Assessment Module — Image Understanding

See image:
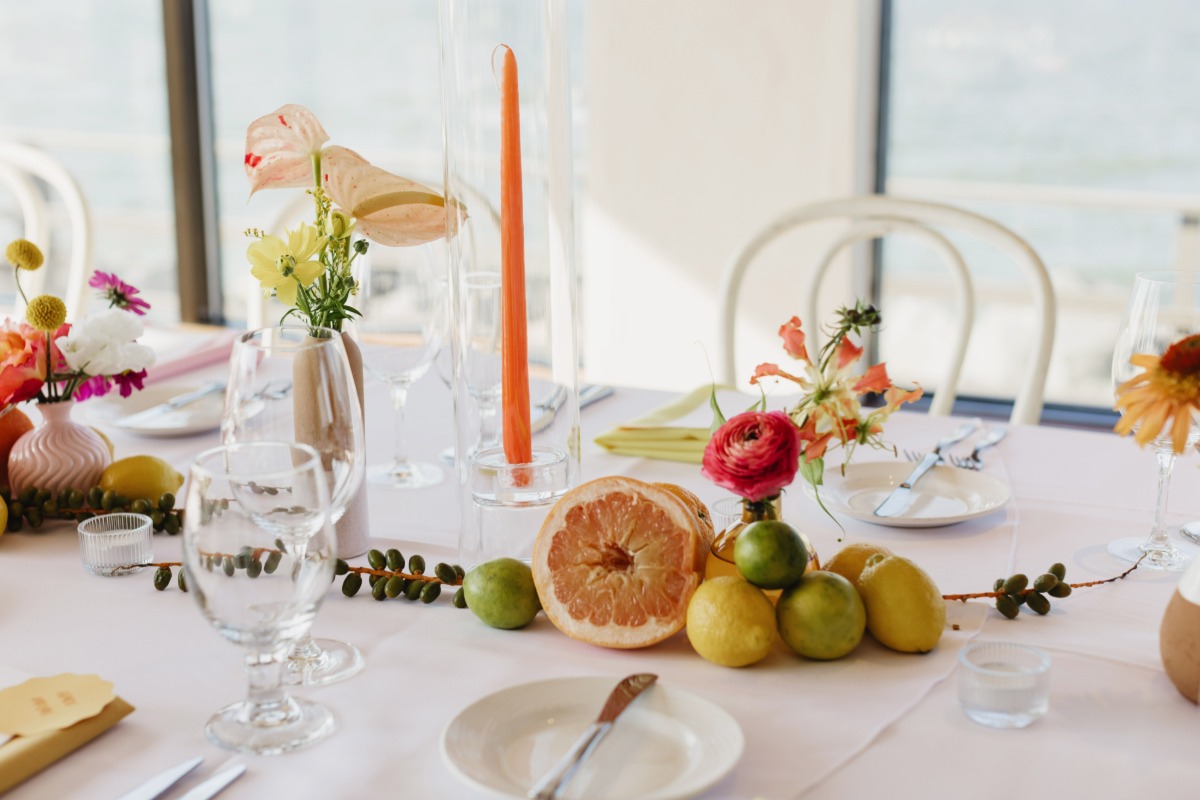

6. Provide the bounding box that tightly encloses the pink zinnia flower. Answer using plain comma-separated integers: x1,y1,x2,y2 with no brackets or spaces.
90,271,151,315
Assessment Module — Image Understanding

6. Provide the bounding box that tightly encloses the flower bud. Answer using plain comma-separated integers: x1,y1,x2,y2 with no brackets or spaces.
25,294,67,332
330,211,355,240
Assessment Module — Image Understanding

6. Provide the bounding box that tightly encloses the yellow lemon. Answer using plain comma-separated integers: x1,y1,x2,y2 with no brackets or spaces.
824,542,895,592
858,553,945,654
99,455,184,501
0,499,8,540
686,576,776,667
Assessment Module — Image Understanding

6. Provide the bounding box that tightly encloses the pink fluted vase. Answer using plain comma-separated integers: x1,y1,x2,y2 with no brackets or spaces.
8,401,111,494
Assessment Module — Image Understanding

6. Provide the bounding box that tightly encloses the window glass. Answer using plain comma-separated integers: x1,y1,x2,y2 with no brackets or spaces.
0,1,176,319
882,0,1200,408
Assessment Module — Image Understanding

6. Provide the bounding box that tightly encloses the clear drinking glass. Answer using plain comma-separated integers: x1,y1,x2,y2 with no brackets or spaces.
224,325,366,685
77,513,153,576
1110,271,1200,571
357,246,446,489
958,642,1051,729
183,442,337,754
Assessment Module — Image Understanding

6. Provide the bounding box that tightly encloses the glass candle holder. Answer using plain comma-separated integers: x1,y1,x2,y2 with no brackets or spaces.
78,513,153,576
957,641,1051,729
441,0,580,565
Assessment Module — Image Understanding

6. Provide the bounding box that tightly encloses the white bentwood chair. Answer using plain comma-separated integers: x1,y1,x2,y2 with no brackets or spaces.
716,195,1055,425
0,141,93,319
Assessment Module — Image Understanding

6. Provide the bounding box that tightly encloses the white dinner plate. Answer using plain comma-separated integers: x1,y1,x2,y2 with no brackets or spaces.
806,461,1011,528
80,384,225,438
441,676,744,800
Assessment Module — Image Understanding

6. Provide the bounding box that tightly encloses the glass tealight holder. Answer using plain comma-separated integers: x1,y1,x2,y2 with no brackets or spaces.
78,513,153,576
957,641,1051,729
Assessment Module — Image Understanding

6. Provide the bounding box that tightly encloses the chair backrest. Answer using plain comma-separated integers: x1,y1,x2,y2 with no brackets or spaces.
0,142,93,319
717,195,1055,425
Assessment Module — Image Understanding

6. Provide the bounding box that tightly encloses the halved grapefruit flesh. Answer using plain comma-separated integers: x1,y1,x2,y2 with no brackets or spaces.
532,476,704,649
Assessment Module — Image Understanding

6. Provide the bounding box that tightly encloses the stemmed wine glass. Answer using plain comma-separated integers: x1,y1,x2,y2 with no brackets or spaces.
224,325,366,685
357,248,446,488
1110,271,1200,571
182,442,337,754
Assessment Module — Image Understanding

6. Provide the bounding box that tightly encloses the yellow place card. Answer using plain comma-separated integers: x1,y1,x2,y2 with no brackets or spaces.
0,675,115,738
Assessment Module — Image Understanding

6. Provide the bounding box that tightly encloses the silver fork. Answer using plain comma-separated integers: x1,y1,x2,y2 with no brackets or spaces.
949,427,1007,470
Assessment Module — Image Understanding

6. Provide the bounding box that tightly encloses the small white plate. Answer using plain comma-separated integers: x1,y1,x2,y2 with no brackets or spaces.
441,676,744,800
80,384,224,438
808,461,1011,528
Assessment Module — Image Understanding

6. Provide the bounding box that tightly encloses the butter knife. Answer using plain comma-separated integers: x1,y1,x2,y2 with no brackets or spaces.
114,381,225,428
873,421,978,517
116,756,203,800
528,673,657,800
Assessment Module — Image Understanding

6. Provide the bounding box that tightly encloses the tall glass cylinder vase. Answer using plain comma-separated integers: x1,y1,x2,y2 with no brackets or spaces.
440,0,580,565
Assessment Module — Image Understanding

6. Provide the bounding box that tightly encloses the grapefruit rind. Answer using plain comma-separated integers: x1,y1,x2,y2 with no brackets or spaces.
532,476,703,649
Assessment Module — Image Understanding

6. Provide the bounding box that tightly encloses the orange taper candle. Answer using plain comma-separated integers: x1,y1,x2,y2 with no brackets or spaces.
499,44,532,465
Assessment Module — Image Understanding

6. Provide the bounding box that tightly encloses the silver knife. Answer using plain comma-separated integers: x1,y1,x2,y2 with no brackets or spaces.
116,756,203,800
530,384,615,434
873,421,979,517
528,673,657,800
114,382,225,428
177,763,246,800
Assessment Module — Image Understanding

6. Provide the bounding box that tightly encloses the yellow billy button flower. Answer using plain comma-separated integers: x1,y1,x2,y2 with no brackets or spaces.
247,224,327,307
25,294,67,332
5,239,44,271
1115,333,1200,453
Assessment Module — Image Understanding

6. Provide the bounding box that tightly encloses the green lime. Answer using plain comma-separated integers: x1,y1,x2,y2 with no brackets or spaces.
462,558,542,630
776,571,865,660
733,520,809,589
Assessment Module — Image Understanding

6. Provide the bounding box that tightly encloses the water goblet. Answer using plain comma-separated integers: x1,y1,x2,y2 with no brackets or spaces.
182,442,337,755
224,325,366,685
357,249,446,488
1109,271,1200,571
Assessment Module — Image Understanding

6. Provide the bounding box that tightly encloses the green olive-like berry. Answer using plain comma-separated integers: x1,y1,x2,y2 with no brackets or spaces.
1003,574,1029,594
368,573,382,588
112,494,129,508
995,594,1019,619
41,500,57,517
435,563,457,584
342,572,363,597
204,555,215,572
453,587,467,609
385,548,403,571
993,578,1005,592
9,501,23,519
1026,592,1051,615
1049,582,1073,598
334,558,349,576
420,582,441,603
150,511,165,529
86,486,103,508
6,514,20,533
264,551,282,574
409,554,426,575
158,492,175,512
25,508,43,529
234,547,252,569
367,549,386,570
371,578,388,600
1007,592,1026,607
33,488,50,505
246,559,263,578
153,566,172,591
1033,573,1058,592
17,487,35,506
221,556,235,577
274,538,286,552
385,576,405,598
100,491,116,510
404,579,425,600
453,564,466,582
130,498,152,515
164,515,181,535
177,569,189,592
1048,562,1066,581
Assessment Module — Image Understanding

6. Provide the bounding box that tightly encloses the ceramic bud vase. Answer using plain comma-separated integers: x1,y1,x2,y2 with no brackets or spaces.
8,401,111,495
704,495,819,600
1160,555,1200,703
334,333,370,559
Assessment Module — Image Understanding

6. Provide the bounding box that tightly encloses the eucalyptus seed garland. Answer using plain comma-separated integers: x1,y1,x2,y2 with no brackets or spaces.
1,484,181,533
942,555,1144,618
150,545,468,609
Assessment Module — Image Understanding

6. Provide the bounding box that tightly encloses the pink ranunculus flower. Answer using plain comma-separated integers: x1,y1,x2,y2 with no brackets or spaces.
701,410,801,502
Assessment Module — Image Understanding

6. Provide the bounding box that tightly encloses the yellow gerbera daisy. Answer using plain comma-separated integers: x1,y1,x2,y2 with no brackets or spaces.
247,224,327,307
1114,333,1200,453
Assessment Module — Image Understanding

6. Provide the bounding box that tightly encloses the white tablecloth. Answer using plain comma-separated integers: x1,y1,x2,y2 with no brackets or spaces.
1,368,1196,799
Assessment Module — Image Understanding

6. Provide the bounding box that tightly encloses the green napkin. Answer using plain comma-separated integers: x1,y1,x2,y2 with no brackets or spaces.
593,385,723,464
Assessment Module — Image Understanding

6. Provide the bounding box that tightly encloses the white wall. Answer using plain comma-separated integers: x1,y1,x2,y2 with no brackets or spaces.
581,0,877,392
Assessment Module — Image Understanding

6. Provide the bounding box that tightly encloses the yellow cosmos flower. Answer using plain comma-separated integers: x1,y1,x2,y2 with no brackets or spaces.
247,224,327,307
6,239,44,271
25,294,67,332
1114,333,1200,453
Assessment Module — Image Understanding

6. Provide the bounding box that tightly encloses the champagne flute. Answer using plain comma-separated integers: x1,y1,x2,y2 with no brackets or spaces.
224,325,366,685
183,442,336,754
1109,271,1200,571
357,248,446,488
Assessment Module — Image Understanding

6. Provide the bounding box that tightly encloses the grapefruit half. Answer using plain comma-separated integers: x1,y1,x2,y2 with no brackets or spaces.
532,476,704,649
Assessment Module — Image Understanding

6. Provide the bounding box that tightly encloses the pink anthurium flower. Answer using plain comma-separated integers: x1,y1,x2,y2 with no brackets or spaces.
320,146,446,247
244,104,330,195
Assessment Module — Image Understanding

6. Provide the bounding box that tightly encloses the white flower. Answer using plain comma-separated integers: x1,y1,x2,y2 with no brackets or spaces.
55,309,153,377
